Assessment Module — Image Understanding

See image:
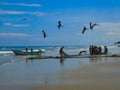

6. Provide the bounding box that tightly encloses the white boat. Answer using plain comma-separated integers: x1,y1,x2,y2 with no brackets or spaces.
13,49,45,55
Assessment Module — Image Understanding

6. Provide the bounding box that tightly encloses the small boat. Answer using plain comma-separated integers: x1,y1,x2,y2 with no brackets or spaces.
13,49,44,55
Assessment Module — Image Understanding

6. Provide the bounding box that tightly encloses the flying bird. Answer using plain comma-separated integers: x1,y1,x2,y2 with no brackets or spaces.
82,26,88,34
57,20,63,29
89,22,99,30
22,18,27,21
42,30,47,38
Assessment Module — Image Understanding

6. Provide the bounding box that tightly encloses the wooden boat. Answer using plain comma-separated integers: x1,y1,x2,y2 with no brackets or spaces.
13,50,42,55
28,54,120,59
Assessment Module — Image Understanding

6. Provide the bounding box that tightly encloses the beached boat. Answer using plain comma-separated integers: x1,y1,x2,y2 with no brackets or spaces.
28,54,120,59
13,49,44,55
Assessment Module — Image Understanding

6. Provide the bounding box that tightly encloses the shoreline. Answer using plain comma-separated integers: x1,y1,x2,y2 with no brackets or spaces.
28,54,120,59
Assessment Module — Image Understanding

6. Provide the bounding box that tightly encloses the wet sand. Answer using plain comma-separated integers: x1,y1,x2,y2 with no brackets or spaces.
29,61,120,90
0,57,120,90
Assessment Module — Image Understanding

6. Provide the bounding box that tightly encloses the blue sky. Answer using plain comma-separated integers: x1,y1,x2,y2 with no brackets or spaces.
0,0,120,46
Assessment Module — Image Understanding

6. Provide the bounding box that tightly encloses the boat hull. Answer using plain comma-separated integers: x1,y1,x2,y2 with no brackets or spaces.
13,50,41,55
28,54,120,59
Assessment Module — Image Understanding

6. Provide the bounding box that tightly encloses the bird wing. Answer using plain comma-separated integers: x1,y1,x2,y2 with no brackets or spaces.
82,30,85,34
92,23,99,27
82,27,87,34
42,30,47,38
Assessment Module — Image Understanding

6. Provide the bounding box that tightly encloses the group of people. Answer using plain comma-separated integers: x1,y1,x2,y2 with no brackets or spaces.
89,45,108,55
59,45,108,57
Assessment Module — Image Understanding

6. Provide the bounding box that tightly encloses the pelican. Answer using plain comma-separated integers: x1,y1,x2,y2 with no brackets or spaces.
82,26,88,34
89,22,99,30
57,20,63,29
22,18,27,21
42,30,47,38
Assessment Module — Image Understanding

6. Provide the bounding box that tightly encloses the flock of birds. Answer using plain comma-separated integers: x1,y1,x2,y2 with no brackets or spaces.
43,21,99,38
42,20,64,38
82,22,99,34
22,18,99,38
22,18,119,46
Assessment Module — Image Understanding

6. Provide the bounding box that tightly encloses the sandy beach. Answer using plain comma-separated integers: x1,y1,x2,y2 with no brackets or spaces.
0,56,120,90
28,61,120,90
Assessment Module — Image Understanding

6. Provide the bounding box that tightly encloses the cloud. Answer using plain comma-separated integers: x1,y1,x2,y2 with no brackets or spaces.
30,12,45,16
98,22,120,36
99,22,120,31
0,9,45,16
4,22,30,27
0,10,25,14
0,33,30,37
94,22,120,41
106,31,120,38
107,32,116,35
1,2,42,7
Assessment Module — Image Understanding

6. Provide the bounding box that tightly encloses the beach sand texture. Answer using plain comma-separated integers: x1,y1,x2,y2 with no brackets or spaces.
29,61,120,90
0,57,120,90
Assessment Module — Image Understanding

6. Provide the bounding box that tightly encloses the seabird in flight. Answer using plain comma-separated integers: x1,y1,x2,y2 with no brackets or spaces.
57,20,63,29
22,18,27,21
42,30,47,38
82,26,88,34
89,22,99,30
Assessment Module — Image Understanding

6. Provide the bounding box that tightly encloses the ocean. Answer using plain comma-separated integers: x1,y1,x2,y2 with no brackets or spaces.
0,45,120,87
0,45,120,67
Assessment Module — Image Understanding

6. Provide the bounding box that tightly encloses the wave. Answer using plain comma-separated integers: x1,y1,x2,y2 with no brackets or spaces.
0,60,14,67
0,51,14,56
0,51,13,54
0,45,119,55
0,49,45,55
0,56,15,67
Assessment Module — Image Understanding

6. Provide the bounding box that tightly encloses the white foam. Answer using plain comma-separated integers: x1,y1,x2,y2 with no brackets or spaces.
0,51,13,54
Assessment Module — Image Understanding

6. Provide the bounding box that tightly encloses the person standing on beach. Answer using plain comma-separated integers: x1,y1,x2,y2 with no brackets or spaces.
98,46,102,54
25,48,28,55
31,48,33,52
104,46,108,54
59,47,68,57
89,45,93,55
59,47,64,57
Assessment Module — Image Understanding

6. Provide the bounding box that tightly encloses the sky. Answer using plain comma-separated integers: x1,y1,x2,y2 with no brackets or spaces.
0,0,120,46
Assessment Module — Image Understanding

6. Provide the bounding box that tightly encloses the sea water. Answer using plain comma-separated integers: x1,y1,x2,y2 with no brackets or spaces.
0,45,120,86
0,45,120,67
